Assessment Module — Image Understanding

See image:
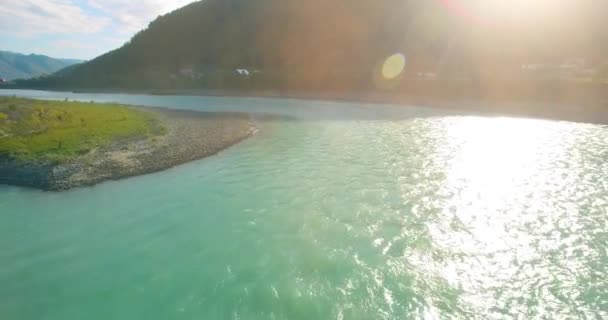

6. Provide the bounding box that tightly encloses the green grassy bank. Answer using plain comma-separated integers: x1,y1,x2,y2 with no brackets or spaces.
0,97,162,163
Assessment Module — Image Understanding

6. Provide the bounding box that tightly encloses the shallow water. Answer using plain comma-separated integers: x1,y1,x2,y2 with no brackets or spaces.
1,90,607,319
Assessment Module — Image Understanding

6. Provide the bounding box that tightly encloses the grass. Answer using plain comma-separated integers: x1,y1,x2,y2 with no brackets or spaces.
0,97,163,163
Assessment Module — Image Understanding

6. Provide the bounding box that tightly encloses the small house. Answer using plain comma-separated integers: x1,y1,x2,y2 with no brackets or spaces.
235,69,250,76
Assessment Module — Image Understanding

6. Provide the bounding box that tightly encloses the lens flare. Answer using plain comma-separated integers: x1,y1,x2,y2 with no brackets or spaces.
381,54,406,80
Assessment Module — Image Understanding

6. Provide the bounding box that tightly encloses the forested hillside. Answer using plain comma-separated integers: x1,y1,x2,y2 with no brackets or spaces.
14,0,607,91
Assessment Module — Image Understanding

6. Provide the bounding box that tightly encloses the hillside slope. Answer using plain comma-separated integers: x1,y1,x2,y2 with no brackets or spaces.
0,51,83,80
15,0,608,91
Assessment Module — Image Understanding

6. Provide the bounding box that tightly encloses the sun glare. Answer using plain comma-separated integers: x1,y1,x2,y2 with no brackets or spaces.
427,116,587,314
441,116,571,210
441,0,563,25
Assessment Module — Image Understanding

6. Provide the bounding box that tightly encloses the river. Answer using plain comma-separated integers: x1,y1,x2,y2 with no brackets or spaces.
1,90,606,319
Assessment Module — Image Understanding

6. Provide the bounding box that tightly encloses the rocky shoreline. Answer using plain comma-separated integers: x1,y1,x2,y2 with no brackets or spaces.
0,107,256,191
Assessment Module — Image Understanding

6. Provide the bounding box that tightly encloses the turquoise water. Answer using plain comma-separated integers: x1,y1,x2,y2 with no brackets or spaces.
1,90,607,319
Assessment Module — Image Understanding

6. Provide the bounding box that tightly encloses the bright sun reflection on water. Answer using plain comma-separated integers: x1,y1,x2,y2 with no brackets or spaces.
414,116,606,318
445,117,555,205
439,117,563,264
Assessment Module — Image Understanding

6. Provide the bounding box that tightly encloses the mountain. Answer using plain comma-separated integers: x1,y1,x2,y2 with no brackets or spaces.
0,51,84,80
14,0,608,91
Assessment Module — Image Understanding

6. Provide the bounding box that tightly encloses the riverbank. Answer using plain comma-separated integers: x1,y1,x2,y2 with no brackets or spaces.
148,88,608,124
18,81,608,125
0,106,255,190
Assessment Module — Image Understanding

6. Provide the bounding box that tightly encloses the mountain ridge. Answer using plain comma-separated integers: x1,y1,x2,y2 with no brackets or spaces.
0,50,84,81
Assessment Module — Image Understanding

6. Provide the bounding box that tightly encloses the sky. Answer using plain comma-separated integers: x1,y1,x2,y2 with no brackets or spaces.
0,0,199,60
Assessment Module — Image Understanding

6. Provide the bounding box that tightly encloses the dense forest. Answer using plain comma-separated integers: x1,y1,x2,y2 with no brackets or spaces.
13,0,608,93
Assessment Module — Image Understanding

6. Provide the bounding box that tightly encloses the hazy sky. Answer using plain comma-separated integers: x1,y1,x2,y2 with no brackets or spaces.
0,0,199,60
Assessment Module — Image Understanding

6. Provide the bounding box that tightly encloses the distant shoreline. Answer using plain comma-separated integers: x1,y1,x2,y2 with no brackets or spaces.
133,87,608,125
0,107,256,191
149,88,608,124
3,84,608,124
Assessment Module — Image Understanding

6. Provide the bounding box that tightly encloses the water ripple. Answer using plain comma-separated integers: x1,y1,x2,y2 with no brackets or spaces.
1,97,607,319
